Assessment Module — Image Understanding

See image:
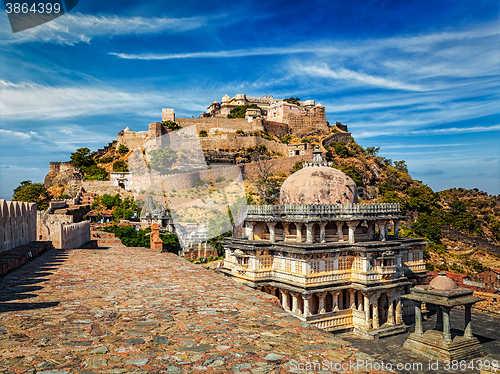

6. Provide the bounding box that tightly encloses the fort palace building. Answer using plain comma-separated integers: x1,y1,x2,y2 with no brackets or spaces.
222,147,427,339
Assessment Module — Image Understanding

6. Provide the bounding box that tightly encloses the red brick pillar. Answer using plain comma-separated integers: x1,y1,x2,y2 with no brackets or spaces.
150,223,163,251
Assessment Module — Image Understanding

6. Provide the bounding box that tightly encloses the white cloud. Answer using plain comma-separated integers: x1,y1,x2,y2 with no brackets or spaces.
1,12,207,45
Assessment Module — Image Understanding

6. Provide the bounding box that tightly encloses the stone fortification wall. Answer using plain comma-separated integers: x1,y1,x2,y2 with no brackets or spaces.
44,162,83,188
199,135,288,154
82,181,134,198
177,117,265,133
0,200,37,253
323,132,353,146
285,111,329,136
117,129,149,150
60,221,91,249
92,141,118,159
263,121,289,137
240,155,312,180
37,210,74,246
441,226,500,256
133,165,243,192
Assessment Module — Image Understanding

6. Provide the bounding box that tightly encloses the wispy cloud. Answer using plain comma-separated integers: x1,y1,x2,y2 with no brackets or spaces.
1,12,207,45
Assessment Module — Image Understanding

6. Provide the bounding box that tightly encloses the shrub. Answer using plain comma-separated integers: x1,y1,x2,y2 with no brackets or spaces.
199,129,208,137
236,129,244,135
117,144,129,155
162,120,182,131
113,160,128,172
13,180,49,211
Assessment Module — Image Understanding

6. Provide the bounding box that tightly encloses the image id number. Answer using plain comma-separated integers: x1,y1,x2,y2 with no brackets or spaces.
5,3,61,14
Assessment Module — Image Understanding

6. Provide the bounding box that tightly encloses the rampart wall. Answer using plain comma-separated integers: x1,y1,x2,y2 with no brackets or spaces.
240,154,312,180
322,132,353,146
82,181,134,198
199,135,288,154
60,221,91,250
177,117,265,133
117,129,149,150
441,226,500,256
263,121,289,137
285,112,329,136
0,200,37,253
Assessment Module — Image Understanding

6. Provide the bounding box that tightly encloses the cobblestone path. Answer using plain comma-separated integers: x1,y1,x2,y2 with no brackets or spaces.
0,247,387,374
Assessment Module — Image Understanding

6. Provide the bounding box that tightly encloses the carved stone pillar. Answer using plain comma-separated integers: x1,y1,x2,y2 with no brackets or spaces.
291,292,299,314
396,300,402,324
464,304,473,338
349,289,356,309
415,303,423,335
364,294,371,329
247,222,254,241
279,289,290,311
267,222,276,244
305,223,314,244
347,221,359,244
378,221,387,241
336,221,344,241
319,222,327,243
268,286,277,297
332,291,340,311
442,306,452,343
283,223,290,241
372,297,379,329
317,292,327,314
387,302,395,325
368,221,375,240
302,294,311,317
295,223,302,243
436,305,443,331
394,220,400,238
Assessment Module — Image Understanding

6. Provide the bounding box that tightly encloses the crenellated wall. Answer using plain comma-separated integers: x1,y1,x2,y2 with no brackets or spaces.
0,200,37,253
60,221,91,250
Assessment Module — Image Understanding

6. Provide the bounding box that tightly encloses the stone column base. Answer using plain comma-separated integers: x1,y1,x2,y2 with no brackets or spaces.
402,330,486,361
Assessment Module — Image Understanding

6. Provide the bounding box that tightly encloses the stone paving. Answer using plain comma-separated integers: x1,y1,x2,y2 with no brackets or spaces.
0,246,389,374
343,306,500,374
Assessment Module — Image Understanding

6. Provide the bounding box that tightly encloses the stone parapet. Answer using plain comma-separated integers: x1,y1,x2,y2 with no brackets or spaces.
0,199,37,253
247,203,401,221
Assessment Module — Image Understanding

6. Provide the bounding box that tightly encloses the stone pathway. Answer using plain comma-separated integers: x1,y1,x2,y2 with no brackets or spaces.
0,247,388,374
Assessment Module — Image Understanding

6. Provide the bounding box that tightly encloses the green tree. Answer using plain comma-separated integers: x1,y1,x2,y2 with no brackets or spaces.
341,165,364,187
162,120,182,131
117,144,129,155
366,147,380,157
100,194,122,209
83,166,108,181
394,160,408,174
405,185,438,213
70,148,95,169
12,180,49,210
283,97,301,105
330,142,352,158
411,213,442,243
113,160,128,172
228,104,263,118
149,147,178,174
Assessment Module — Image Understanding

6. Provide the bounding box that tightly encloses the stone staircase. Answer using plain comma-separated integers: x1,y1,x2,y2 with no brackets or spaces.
80,191,98,206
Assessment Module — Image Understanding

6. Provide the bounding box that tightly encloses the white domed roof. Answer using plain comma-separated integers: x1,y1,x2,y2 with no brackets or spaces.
280,146,358,205
222,93,230,102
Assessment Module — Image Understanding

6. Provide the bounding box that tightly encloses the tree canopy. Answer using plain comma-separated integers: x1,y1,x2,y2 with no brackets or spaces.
13,180,49,210
149,147,178,174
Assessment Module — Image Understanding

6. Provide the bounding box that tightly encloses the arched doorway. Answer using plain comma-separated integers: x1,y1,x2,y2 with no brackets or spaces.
378,293,389,325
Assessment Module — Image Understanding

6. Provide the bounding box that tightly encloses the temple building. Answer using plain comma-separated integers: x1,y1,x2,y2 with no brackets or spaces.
140,195,174,231
222,147,427,339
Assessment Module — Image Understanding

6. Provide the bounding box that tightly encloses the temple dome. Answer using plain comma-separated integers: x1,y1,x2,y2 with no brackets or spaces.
280,147,358,205
222,93,230,103
429,274,458,291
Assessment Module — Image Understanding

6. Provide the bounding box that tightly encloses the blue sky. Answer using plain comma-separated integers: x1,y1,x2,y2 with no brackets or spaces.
0,0,499,200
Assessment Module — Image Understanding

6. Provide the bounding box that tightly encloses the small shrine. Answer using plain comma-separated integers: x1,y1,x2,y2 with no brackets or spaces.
402,272,486,361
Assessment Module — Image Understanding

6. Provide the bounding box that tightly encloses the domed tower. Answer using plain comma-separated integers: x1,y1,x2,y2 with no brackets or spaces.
280,146,358,205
